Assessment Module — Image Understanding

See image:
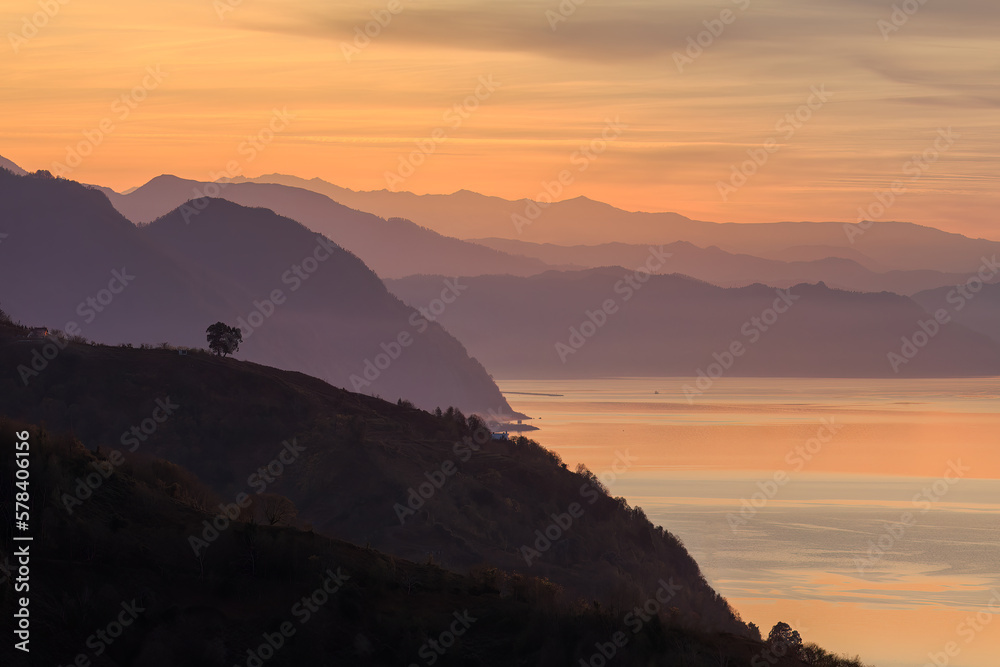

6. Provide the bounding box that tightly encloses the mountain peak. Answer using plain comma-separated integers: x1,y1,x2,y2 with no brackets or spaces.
144,173,200,188
0,154,27,176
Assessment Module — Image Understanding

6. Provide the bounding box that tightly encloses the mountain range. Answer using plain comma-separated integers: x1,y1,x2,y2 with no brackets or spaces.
913,282,1000,344
93,174,550,279
230,173,1000,275
471,238,978,295
0,168,514,417
387,269,1000,379
3,156,997,391
20,160,985,297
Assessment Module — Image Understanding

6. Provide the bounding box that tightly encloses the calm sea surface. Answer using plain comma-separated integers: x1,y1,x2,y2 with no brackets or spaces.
499,377,1000,667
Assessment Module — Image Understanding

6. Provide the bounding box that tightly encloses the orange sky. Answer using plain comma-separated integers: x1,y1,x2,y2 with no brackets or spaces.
2,0,998,237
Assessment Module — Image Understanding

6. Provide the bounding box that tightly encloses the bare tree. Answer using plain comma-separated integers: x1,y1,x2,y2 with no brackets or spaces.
260,493,298,526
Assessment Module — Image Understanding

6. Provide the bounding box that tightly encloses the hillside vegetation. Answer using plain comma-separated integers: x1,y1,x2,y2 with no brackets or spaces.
0,418,869,667
0,317,735,619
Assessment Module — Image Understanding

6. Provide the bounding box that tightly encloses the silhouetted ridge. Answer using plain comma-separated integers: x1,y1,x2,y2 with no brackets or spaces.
0,169,515,416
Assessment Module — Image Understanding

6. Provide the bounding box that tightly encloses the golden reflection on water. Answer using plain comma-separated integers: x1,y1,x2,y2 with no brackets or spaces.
501,378,1000,667
521,418,1000,479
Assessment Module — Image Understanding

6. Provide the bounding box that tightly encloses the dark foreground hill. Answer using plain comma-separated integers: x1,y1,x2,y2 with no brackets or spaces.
0,317,742,633
0,418,868,667
0,168,514,417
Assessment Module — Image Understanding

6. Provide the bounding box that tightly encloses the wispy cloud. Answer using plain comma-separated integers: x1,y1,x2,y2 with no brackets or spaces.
1,0,997,233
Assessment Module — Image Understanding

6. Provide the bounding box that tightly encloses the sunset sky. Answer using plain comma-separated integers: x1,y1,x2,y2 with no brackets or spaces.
2,0,998,236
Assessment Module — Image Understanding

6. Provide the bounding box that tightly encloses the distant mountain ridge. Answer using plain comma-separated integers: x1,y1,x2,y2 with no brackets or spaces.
387,269,1000,379
229,173,1000,274
913,281,1000,345
91,170,1000,288
472,238,981,295
93,175,552,279
0,153,26,175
